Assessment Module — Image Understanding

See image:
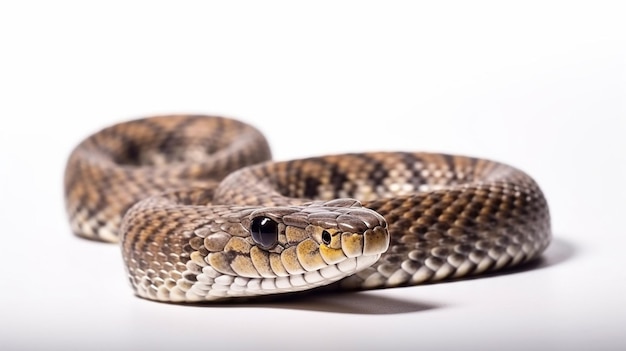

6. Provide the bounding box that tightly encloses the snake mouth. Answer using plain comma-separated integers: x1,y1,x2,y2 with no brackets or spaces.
258,253,382,293
184,253,382,300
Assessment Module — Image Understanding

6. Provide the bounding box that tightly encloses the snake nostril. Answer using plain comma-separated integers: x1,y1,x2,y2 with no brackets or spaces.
321,230,332,245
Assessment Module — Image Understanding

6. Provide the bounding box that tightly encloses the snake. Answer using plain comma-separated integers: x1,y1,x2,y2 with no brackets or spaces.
64,114,551,302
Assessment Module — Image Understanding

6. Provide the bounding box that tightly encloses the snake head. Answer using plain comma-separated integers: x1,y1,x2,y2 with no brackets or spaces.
196,199,389,299
249,198,389,262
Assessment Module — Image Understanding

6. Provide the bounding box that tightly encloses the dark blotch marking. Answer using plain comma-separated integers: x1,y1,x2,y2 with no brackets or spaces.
304,177,321,198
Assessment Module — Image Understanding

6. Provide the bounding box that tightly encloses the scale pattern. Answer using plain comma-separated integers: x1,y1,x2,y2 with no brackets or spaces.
64,115,551,302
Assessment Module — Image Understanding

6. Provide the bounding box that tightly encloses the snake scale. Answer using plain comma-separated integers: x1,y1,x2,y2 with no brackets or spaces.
64,115,551,302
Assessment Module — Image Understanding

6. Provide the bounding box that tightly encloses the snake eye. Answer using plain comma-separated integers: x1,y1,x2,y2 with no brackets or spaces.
321,230,332,245
250,216,279,250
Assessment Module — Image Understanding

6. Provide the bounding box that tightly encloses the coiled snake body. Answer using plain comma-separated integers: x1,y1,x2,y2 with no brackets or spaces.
64,115,551,302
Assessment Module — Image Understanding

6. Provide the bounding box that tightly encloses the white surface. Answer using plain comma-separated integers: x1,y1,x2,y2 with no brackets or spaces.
1,1,625,350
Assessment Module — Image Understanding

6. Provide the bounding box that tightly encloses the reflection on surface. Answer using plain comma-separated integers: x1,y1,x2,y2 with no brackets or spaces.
258,291,441,315
536,236,576,268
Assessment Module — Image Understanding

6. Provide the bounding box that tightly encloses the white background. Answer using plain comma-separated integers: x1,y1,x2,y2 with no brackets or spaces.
1,1,625,350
